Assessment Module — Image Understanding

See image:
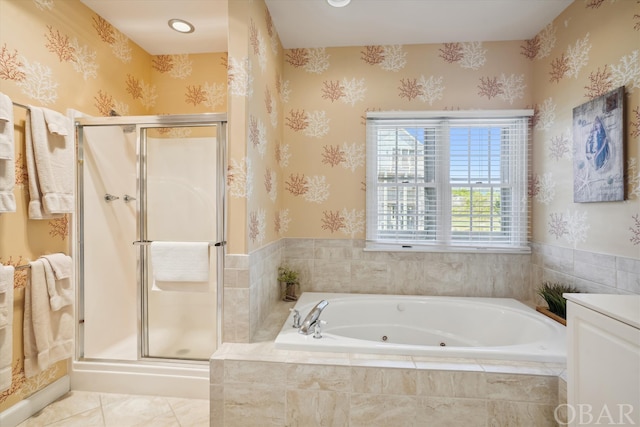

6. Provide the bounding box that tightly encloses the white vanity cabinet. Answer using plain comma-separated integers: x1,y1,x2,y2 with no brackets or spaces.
565,294,640,426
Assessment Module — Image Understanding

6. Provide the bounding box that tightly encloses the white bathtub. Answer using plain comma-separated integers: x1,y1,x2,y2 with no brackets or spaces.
274,292,566,363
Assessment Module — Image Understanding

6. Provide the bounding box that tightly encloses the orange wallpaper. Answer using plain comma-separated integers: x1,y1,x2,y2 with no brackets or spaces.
281,40,533,240
531,0,639,259
278,1,639,260
0,0,228,412
227,0,284,254
152,52,228,115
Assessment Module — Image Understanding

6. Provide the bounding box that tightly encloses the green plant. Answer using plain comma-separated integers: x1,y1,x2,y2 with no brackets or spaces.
278,266,300,301
278,266,299,284
537,282,579,319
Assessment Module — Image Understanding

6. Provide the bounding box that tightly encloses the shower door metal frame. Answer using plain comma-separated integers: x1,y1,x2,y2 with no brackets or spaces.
75,113,227,364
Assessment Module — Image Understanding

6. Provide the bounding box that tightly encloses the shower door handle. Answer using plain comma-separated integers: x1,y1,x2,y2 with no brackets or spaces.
123,194,136,203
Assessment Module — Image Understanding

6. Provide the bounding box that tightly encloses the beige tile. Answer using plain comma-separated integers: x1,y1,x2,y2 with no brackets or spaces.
210,359,224,384
487,400,557,427
17,391,102,427
210,384,224,425
417,370,486,398
412,356,483,372
485,373,557,404
167,397,209,427
349,352,415,369
286,364,351,391
351,367,416,395
349,393,417,427
46,407,105,427
127,411,181,427
284,350,351,366
223,360,287,384
222,288,250,342
286,389,349,427
416,396,487,427
224,383,285,426
100,394,174,427
479,359,558,376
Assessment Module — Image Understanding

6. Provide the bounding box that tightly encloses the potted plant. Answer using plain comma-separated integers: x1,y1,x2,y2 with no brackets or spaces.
278,266,300,302
536,282,579,325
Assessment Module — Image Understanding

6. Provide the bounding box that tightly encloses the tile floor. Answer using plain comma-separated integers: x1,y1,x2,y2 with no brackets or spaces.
16,390,209,427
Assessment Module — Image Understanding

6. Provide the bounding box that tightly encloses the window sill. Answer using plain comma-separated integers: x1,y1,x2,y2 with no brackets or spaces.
364,242,532,255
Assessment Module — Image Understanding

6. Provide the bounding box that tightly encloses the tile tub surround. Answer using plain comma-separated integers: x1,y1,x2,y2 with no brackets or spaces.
222,238,637,345
210,342,564,427
531,243,640,296
223,240,285,343
283,239,533,300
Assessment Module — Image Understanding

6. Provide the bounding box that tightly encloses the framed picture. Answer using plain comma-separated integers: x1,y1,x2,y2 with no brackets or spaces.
572,86,625,203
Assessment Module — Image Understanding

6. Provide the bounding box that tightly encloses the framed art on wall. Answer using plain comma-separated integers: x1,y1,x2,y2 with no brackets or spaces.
572,86,625,203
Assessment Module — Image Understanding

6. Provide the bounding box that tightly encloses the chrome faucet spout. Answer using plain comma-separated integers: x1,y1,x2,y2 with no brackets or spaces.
298,300,329,335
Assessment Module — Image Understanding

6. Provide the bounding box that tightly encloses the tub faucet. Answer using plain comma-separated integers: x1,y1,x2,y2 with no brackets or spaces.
290,308,301,328
298,300,329,335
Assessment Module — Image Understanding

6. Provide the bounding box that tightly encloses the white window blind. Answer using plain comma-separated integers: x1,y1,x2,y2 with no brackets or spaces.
365,110,532,253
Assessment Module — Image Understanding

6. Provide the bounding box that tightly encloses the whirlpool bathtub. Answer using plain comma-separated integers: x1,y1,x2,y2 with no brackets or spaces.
274,292,566,363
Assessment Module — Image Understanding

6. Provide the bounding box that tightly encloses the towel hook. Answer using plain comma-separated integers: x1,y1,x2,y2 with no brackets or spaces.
104,193,119,202
123,194,136,203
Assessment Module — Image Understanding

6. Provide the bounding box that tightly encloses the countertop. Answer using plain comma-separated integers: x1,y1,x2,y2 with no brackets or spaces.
564,293,640,329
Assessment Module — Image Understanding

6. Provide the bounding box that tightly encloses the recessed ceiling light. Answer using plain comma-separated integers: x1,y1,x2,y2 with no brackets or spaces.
327,0,351,7
168,19,195,34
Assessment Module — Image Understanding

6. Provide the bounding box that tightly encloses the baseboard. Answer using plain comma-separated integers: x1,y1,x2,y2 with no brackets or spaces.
0,376,70,427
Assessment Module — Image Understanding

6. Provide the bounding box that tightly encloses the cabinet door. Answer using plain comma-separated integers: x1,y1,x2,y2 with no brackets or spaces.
567,301,640,426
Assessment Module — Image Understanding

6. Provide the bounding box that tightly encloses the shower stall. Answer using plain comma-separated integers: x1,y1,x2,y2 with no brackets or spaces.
71,113,226,398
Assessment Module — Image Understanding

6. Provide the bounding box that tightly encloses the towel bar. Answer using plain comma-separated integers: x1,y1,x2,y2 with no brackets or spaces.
12,101,30,110
132,240,224,247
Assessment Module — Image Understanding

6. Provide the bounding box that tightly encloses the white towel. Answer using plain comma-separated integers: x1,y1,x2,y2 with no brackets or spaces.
0,92,13,160
150,242,210,292
41,253,72,279
0,135,12,160
0,93,13,159
0,92,16,213
0,264,14,392
25,107,71,219
0,264,12,326
41,254,73,311
42,108,69,136
23,260,74,378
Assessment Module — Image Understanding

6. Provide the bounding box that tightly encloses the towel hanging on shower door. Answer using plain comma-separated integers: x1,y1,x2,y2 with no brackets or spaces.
149,241,210,292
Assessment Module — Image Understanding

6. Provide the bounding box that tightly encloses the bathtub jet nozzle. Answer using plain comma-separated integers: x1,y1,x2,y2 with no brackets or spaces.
298,300,329,335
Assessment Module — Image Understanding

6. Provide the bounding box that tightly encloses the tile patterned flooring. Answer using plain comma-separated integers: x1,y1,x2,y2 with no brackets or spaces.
16,390,209,427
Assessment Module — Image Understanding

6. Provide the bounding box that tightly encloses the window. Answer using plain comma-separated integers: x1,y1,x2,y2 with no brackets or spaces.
365,110,532,253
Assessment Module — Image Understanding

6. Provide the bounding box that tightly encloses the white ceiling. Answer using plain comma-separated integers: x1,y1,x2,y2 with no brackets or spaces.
80,0,574,55
79,0,229,54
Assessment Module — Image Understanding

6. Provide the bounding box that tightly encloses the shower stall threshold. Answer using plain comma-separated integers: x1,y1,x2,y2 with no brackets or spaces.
70,360,209,399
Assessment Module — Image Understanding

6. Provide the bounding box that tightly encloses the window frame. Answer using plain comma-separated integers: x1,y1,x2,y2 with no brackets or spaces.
365,110,533,254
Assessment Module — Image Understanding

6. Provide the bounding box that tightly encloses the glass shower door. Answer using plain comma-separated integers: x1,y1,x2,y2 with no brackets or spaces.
141,125,220,361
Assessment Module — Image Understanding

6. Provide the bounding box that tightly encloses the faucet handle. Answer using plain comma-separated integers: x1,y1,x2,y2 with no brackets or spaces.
290,308,301,328
313,320,327,339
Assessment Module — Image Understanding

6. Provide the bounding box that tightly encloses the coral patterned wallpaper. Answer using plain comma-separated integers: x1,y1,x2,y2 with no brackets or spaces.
227,0,284,254
277,0,639,260
0,0,227,412
531,0,639,258
281,40,532,240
